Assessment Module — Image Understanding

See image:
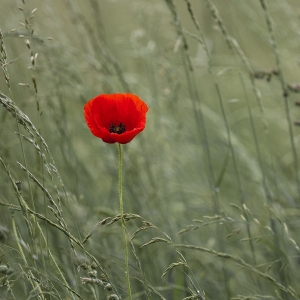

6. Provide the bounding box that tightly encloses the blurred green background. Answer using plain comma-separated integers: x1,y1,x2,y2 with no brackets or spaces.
1,0,300,299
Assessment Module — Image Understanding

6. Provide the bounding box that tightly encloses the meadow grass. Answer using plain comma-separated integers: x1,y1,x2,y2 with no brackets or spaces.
1,0,300,299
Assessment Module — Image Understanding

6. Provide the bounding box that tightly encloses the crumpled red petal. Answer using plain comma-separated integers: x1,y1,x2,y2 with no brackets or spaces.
84,93,148,144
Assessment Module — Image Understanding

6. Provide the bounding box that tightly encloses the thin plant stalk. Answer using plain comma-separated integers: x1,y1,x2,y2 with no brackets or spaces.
118,143,132,300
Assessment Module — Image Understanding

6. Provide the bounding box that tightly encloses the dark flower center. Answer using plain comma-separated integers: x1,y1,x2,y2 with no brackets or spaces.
109,122,126,134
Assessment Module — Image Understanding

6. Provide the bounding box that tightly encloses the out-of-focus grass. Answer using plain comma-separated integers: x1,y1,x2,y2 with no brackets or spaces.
1,0,300,299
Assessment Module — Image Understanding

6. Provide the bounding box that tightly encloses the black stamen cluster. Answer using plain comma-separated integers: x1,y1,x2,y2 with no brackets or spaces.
109,122,126,134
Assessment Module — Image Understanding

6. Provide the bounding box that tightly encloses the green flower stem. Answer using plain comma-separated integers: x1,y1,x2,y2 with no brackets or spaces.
118,143,132,300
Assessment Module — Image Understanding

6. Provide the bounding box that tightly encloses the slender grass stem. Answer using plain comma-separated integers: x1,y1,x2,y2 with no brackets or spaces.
259,0,300,201
118,143,132,300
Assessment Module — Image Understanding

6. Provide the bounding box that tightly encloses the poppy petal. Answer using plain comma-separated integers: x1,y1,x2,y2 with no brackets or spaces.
84,93,148,144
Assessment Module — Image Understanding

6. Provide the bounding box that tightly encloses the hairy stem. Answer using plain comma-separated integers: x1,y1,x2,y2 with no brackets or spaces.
118,143,132,300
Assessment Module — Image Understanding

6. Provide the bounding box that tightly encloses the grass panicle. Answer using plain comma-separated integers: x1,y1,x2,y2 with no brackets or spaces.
1,0,300,299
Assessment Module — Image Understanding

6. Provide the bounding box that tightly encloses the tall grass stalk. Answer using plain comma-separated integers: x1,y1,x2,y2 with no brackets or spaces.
259,0,300,201
1,1,300,299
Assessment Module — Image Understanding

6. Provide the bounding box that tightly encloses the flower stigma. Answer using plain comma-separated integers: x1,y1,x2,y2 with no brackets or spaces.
109,122,126,134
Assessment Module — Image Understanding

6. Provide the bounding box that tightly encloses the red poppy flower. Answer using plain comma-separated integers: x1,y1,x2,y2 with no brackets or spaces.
84,93,148,144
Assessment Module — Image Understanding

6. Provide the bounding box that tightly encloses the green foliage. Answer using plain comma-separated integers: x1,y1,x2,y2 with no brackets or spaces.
1,0,300,299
